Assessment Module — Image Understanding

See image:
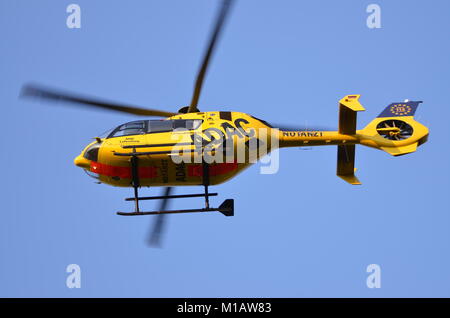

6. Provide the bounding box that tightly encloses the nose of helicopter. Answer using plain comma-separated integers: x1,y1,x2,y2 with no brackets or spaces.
74,154,90,169
74,140,102,169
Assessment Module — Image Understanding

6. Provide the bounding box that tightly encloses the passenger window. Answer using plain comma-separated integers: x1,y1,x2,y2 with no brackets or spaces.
173,119,202,130
187,119,202,130
148,120,173,133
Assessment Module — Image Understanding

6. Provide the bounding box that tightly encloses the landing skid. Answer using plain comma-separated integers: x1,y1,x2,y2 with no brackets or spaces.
117,155,234,217
117,199,234,217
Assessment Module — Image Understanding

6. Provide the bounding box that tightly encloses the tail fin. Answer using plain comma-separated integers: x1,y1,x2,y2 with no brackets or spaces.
377,101,422,118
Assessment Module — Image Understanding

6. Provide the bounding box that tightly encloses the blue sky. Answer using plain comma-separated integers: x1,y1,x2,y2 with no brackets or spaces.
1,0,449,297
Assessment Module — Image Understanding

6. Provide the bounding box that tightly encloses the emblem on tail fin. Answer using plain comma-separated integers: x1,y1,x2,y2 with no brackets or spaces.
378,101,423,118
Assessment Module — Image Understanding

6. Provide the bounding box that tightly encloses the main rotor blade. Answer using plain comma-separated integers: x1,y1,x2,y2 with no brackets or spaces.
148,187,173,247
21,84,177,117
187,0,234,113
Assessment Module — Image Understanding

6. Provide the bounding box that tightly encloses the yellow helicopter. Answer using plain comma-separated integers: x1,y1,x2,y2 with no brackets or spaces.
21,0,429,246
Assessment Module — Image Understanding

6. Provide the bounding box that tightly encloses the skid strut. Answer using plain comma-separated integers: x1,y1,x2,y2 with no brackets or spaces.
203,161,210,209
125,193,218,201
130,154,140,213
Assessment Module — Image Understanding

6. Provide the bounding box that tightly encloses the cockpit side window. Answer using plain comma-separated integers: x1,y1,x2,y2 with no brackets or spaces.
109,121,146,138
106,119,203,138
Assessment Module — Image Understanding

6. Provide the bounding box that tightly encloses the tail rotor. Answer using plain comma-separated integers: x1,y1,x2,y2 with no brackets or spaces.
376,120,414,141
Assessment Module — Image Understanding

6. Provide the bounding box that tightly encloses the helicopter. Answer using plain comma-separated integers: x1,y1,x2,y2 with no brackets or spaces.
21,0,429,246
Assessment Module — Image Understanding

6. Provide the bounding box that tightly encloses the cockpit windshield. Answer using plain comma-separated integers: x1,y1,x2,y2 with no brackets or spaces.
107,119,202,138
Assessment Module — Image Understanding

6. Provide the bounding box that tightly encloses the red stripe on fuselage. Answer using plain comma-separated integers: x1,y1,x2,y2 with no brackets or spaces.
188,162,238,177
90,162,157,179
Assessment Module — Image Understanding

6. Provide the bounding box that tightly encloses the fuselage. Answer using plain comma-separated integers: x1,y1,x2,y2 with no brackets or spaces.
74,111,278,187
74,108,429,188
